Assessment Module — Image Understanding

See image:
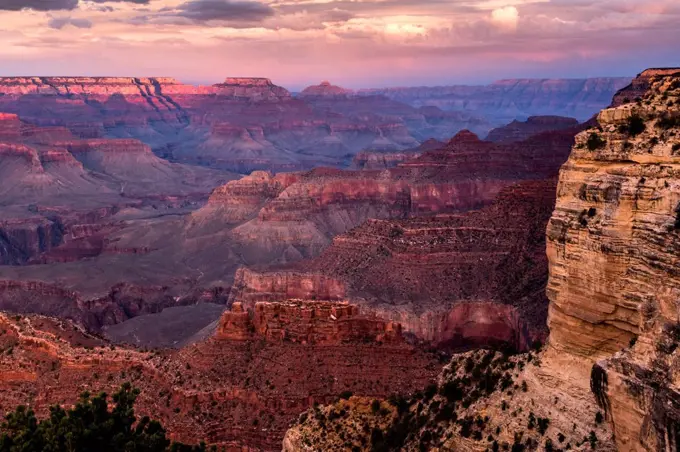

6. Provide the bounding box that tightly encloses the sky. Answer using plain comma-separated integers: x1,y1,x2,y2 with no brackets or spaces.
0,0,678,89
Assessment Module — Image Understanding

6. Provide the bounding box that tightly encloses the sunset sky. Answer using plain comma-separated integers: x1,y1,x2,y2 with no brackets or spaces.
0,0,678,89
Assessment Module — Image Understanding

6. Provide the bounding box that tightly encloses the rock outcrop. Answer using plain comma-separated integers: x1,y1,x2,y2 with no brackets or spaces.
0,308,440,451
298,81,354,99
545,68,680,451
351,138,444,170
228,179,558,350
191,128,578,263
486,115,579,143
216,300,402,344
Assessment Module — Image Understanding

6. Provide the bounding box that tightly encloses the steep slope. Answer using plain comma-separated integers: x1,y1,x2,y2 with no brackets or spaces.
283,68,679,452
546,68,680,451
0,309,441,451
227,179,557,351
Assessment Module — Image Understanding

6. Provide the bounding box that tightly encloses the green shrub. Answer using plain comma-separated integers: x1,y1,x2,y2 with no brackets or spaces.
627,114,646,136
586,133,606,151
339,390,353,400
0,383,204,452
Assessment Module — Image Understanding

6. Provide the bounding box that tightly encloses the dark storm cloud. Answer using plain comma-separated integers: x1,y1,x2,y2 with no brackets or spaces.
48,16,93,28
0,0,149,11
173,0,274,22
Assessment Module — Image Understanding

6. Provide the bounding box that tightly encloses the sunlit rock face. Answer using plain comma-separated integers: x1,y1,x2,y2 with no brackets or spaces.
546,68,680,451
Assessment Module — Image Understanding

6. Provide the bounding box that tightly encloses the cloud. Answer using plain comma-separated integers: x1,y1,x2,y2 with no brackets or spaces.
491,5,519,31
0,0,149,11
0,0,78,10
48,16,93,29
173,0,274,22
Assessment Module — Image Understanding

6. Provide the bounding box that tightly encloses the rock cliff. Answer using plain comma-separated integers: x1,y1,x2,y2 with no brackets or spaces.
486,116,580,143
191,128,578,264
227,179,558,351
546,68,680,451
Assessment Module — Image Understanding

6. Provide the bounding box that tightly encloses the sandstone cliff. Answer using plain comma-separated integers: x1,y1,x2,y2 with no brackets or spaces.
546,68,680,451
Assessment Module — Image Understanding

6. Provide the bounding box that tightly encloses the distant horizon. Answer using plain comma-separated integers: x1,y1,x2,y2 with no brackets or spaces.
0,73,636,92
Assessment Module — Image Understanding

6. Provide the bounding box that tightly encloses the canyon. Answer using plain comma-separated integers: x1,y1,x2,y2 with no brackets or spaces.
284,68,680,452
0,77,486,173
362,78,632,124
2,69,677,452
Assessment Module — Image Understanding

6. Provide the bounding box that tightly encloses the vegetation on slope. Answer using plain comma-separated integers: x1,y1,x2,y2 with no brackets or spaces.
0,383,209,452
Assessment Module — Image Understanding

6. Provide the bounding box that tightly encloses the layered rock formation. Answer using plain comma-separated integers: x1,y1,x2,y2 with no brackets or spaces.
486,115,579,143
216,300,402,344
0,112,234,265
351,138,443,170
190,128,578,265
0,309,440,450
361,78,631,123
298,81,354,99
0,77,488,172
545,68,680,451
280,70,680,452
228,179,558,351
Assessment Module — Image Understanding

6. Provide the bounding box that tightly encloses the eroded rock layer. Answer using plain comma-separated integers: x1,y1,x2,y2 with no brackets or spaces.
0,77,488,172
0,310,440,451
226,178,560,351
544,68,680,451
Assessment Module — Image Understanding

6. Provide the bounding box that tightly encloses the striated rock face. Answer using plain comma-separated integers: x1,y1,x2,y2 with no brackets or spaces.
486,115,579,143
216,300,402,344
192,128,578,263
227,179,559,350
0,310,440,451
544,68,680,451
362,77,632,123
0,77,488,172
227,268,346,309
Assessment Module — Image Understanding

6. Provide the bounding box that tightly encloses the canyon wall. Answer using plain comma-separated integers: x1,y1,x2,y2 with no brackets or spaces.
0,308,440,451
362,77,632,122
545,68,680,451
0,77,487,173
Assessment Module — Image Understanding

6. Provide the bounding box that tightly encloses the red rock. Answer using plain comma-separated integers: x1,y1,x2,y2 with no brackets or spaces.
0,309,440,450
227,178,559,350
0,77,489,172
